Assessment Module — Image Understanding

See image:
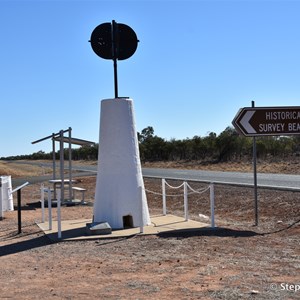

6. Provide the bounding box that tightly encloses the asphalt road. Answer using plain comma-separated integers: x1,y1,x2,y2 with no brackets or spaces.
7,160,300,191
142,168,300,191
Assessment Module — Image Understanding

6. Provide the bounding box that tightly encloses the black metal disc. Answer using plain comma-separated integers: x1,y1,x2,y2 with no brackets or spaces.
90,21,138,60
90,22,113,59
117,23,138,60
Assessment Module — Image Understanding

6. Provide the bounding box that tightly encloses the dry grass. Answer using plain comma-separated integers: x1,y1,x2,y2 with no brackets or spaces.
2,158,300,178
143,158,300,174
0,161,52,177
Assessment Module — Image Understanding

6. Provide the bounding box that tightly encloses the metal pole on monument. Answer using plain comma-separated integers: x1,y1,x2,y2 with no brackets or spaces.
112,20,118,98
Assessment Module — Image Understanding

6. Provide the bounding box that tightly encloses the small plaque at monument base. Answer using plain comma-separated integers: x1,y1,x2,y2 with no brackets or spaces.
86,222,112,235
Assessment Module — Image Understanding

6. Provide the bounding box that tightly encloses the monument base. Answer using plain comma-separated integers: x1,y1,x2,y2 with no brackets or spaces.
93,98,151,229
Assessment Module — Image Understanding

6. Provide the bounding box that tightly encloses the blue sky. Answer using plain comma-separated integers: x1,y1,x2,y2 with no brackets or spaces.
1,0,300,157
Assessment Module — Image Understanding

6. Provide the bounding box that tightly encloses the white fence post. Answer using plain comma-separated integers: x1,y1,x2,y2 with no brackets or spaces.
184,181,188,221
139,186,144,234
41,184,45,223
210,183,215,228
162,178,167,215
57,189,62,239
47,188,52,230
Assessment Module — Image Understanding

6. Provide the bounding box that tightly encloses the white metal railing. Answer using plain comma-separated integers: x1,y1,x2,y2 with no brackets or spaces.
145,179,215,228
41,185,62,239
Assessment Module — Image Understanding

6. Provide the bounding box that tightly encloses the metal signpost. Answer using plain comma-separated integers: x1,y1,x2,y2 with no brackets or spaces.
232,105,300,226
251,101,258,226
11,182,29,234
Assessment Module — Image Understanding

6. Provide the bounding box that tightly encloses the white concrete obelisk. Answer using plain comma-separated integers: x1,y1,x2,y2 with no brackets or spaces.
93,98,151,229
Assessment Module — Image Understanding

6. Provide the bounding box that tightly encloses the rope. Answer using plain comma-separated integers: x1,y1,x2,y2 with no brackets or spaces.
164,181,185,189
144,189,162,196
144,179,211,197
144,189,183,197
186,183,210,195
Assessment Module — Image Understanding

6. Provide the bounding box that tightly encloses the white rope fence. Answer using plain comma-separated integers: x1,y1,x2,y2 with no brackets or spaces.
146,179,215,228
41,178,215,239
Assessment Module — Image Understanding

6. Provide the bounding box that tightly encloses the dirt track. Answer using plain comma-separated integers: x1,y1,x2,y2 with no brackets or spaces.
1,168,299,299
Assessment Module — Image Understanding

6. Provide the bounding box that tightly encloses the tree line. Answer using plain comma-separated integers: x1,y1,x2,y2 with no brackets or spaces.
138,126,300,162
2,126,300,162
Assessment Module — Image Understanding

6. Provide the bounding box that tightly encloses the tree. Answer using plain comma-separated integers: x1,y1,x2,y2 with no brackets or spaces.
215,127,238,162
138,126,154,143
202,132,217,160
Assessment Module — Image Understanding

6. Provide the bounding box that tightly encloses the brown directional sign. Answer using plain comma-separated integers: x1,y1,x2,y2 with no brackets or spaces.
232,106,300,136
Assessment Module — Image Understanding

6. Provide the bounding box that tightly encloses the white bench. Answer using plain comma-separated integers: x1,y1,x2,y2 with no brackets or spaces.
72,187,86,204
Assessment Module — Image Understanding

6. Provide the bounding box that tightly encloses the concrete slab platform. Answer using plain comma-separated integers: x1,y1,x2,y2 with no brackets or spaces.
37,214,210,242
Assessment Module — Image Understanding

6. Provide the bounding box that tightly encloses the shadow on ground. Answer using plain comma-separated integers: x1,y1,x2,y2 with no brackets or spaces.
0,234,52,257
157,227,261,238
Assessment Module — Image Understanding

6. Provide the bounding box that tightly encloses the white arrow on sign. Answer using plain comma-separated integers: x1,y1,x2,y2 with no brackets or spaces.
240,111,256,134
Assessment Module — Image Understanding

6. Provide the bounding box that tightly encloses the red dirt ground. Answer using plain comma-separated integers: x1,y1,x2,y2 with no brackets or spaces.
0,161,299,299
